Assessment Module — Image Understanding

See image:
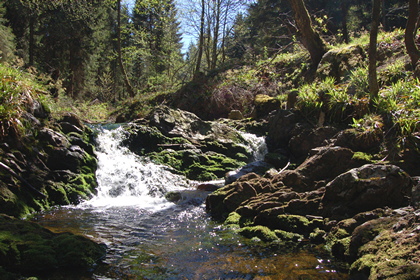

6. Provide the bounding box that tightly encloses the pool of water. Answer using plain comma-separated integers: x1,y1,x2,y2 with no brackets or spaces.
31,125,348,279
33,202,348,280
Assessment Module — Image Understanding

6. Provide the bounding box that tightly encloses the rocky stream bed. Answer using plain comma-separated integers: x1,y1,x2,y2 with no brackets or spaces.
1,104,420,279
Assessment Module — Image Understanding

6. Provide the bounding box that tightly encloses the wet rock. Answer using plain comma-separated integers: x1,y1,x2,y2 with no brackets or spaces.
39,128,70,147
225,161,273,185
196,183,221,192
264,150,290,169
165,191,182,202
322,164,412,219
60,122,84,135
0,214,106,278
46,145,90,172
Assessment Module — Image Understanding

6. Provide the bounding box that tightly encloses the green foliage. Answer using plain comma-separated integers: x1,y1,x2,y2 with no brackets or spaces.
0,1,15,63
379,58,409,86
238,225,279,242
295,84,323,119
374,78,420,149
348,65,369,97
0,63,46,139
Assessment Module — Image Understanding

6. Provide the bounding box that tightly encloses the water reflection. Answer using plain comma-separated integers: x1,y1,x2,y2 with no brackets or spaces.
31,125,347,279
33,203,347,280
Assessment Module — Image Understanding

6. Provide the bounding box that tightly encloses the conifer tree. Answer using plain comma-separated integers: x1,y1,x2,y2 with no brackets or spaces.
132,0,183,90
0,0,15,63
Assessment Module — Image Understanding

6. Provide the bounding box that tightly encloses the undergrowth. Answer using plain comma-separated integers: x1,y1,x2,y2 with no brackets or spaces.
0,63,44,139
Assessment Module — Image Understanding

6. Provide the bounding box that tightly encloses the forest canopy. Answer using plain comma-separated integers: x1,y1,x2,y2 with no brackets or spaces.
0,0,415,106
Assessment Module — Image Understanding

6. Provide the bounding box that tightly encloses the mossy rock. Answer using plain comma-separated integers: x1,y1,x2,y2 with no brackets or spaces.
224,212,241,227
0,214,106,277
274,229,304,242
309,228,327,244
269,214,318,235
238,225,279,242
165,191,182,202
254,94,281,118
150,149,246,181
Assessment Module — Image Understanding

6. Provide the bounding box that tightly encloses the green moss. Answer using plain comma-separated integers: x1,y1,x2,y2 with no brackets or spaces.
0,214,105,277
272,214,314,234
66,173,97,203
274,229,303,242
53,233,106,268
331,237,351,259
46,182,70,205
224,212,241,226
238,225,279,242
151,149,245,181
350,253,376,277
309,228,326,244
352,151,373,162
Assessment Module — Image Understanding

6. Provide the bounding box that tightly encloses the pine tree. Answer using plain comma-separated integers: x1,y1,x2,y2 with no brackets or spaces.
132,0,183,90
0,0,15,63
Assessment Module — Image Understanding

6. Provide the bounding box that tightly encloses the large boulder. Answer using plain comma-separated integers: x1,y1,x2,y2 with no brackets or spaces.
123,106,262,181
273,146,357,192
0,112,98,218
317,45,366,82
267,109,305,149
346,207,420,280
288,126,338,159
0,214,106,278
322,164,413,219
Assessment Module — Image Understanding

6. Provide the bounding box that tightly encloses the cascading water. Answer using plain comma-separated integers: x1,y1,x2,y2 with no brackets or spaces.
88,125,193,209
33,125,348,280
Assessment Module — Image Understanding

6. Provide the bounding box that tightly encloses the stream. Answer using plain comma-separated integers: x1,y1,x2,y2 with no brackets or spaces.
32,125,348,279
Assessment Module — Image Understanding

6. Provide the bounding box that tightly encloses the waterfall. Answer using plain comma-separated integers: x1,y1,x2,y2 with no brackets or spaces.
84,125,192,210
83,125,267,210
240,132,268,161
33,124,347,280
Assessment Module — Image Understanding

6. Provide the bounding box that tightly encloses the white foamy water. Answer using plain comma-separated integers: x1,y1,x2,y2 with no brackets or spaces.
240,132,268,161
81,125,267,211
84,126,192,210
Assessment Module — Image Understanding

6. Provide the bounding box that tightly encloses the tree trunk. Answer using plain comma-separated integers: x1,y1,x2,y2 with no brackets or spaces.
28,15,35,67
287,0,327,66
368,0,381,99
381,0,387,31
194,0,205,78
405,0,420,75
117,0,135,97
210,0,221,70
341,1,349,44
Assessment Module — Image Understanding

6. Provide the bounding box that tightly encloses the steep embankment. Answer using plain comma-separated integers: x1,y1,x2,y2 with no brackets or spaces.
206,108,420,279
0,64,105,279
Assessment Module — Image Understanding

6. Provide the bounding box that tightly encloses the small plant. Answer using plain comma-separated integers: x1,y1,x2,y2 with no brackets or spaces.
295,83,323,120
378,58,409,86
0,63,46,139
351,114,384,147
348,65,369,97
351,114,384,133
